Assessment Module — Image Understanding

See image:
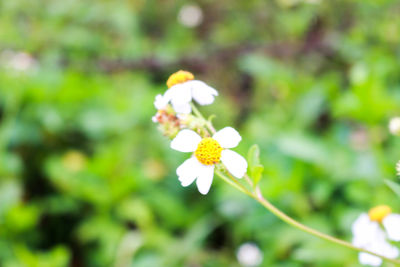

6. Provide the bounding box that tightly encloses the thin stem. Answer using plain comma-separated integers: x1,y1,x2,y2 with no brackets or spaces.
187,103,400,265
217,168,400,264
243,173,254,188
215,169,253,198
251,186,400,265
189,102,216,134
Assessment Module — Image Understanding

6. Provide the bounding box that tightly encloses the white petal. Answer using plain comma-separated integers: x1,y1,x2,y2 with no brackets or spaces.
213,127,242,148
359,239,399,266
177,157,200,187
153,94,168,110
359,252,382,267
171,102,191,114
380,241,399,259
164,84,192,104
171,130,201,152
351,214,383,247
383,213,400,241
352,214,371,236
196,164,215,195
221,150,247,178
189,80,218,105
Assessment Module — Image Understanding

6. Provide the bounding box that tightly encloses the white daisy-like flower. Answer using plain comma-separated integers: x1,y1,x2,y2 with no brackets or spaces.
170,127,247,195
352,205,400,266
163,70,218,114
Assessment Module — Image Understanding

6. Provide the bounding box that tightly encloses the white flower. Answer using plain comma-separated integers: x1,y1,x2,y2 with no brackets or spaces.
164,70,218,114
236,242,263,267
170,127,247,195
1,50,37,72
389,117,400,135
178,4,203,28
352,206,400,266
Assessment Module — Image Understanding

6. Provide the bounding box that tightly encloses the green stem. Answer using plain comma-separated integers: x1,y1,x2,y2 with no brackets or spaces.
188,100,400,265
220,173,400,265
215,169,253,198
189,102,216,134
253,187,400,265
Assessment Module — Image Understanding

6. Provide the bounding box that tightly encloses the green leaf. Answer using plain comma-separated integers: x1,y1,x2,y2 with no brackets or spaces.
251,165,264,186
247,144,264,187
384,179,400,198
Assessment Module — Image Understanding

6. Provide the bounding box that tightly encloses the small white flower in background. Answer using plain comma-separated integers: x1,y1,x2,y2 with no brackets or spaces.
236,242,263,267
170,127,247,194
352,205,400,266
1,50,37,72
178,4,203,28
163,70,218,114
396,160,400,176
389,117,400,136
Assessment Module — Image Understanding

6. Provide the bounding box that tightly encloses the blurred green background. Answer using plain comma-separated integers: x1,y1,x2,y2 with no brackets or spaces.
1,0,400,266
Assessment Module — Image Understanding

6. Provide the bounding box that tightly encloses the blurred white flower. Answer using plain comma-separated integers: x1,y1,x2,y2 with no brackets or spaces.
171,127,247,194
396,160,400,176
178,4,203,28
352,205,400,266
389,117,400,136
164,70,218,114
1,50,37,72
236,242,263,267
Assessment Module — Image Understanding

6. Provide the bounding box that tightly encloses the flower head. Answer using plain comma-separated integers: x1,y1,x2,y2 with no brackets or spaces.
352,205,400,266
163,70,218,114
236,242,263,267
171,127,247,194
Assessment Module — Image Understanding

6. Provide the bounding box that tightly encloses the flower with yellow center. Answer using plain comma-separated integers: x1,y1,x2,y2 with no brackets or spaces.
368,205,392,223
166,70,194,88
163,70,218,114
170,127,247,195
351,205,400,266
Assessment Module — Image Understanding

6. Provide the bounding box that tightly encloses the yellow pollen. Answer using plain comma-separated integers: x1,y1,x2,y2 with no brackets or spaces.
368,205,392,222
195,137,223,166
166,70,194,88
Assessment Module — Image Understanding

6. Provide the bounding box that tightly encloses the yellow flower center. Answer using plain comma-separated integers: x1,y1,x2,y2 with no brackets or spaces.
368,205,392,222
166,70,194,88
195,137,223,166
